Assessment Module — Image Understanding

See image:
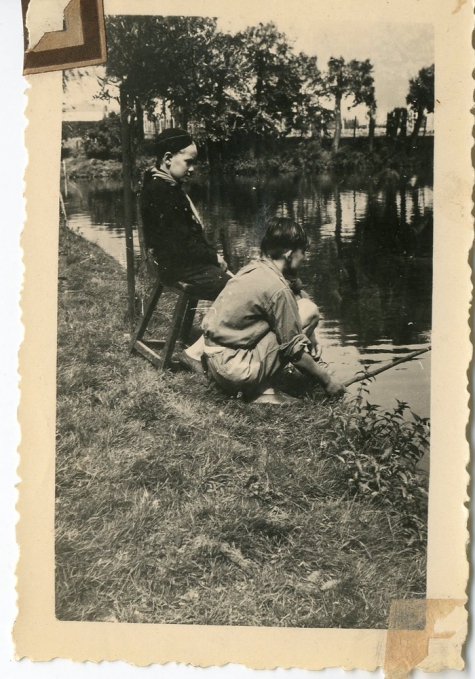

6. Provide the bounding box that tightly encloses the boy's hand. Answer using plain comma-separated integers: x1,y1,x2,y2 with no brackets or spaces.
310,342,322,362
324,377,346,398
293,352,346,397
217,254,228,272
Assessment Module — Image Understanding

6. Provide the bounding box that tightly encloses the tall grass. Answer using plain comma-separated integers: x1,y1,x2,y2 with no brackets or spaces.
55,225,428,627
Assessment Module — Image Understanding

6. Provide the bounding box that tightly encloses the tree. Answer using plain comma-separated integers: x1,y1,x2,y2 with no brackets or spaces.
292,52,326,138
323,57,376,152
234,23,315,154
406,64,434,147
99,16,333,157
101,16,219,132
82,112,122,160
191,30,252,143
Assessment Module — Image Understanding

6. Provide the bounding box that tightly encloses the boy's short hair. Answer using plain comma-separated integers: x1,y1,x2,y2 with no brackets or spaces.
155,128,194,164
260,218,309,259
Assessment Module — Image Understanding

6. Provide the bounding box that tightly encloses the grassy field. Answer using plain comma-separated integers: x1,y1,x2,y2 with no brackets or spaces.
55,225,428,628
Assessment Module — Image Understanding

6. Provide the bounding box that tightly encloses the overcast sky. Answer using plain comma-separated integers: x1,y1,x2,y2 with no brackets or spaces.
64,16,434,123
217,18,434,121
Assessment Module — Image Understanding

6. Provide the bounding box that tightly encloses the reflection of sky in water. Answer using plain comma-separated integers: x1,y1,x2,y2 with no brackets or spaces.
68,213,140,263
63,175,432,419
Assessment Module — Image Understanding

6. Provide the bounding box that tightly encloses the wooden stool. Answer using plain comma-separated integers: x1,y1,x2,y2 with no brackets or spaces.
131,278,200,369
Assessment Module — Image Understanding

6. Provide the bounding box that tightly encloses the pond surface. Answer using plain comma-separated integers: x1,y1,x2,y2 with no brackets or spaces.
62,171,432,422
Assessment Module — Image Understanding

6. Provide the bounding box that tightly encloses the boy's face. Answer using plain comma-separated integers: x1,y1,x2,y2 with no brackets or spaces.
168,143,198,183
285,248,306,277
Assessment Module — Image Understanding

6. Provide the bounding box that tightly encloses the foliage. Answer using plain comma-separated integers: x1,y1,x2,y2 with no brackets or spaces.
323,57,375,108
63,18,433,174
329,383,429,545
406,65,435,116
291,140,332,173
225,153,298,176
386,107,408,140
102,17,215,108
82,112,122,160
99,17,327,152
102,16,239,131
406,64,435,142
322,57,376,152
232,23,322,142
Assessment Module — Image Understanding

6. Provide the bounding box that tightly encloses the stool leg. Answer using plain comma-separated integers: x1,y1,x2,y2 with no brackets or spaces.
161,291,189,369
131,279,164,347
180,298,199,344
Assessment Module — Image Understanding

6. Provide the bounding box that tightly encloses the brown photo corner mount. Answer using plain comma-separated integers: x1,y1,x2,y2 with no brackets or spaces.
22,0,107,75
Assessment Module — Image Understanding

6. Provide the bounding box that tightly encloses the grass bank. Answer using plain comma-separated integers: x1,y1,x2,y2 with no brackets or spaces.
220,138,433,180
64,155,153,180
63,135,432,183
56,225,428,627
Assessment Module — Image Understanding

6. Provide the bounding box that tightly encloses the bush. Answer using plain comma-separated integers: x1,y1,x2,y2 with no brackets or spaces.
330,148,367,174
61,145,72,159
221,153,297,176
329,390,429,545
292,140,332,174
83,113,122,161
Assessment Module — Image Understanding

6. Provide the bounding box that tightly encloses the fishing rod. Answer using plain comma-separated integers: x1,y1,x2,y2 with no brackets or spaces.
343,346,431,388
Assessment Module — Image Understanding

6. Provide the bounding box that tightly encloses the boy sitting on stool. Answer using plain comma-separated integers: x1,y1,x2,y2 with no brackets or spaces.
202,218,345,404
141,128,231,372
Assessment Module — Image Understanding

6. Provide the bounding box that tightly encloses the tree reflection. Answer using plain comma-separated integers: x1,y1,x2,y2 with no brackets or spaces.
310,177,433,348
66,174,433,352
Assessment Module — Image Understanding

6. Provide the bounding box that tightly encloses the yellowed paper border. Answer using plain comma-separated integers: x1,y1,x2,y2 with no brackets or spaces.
15,0,472,673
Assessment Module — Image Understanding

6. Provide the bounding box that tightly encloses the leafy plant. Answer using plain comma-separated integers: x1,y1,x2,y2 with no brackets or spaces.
406,64,434,146
330,386,429,545
83,113,122,160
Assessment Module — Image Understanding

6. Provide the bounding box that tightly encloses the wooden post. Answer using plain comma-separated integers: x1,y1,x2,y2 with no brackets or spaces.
62,159,68,197
120,83,136,327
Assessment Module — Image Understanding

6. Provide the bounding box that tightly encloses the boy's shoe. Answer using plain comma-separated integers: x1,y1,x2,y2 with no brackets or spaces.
249,389,298,405
177,351,204,374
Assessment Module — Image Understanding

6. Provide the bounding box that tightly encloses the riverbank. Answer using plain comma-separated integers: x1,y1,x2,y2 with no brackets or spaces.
64,154,154,180
56,225,428,626
63,135,433,182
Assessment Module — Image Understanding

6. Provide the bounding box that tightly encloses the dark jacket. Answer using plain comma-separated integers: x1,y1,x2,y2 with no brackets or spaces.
140,171,218,283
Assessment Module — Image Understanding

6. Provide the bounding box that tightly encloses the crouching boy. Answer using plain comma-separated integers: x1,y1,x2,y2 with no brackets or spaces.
202,218,345,403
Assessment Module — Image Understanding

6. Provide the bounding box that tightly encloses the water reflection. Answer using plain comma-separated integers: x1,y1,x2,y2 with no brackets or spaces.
63,172,432,418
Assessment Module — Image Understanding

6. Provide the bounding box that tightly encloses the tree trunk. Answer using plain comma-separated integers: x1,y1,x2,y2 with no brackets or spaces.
181,107,189,131
119,84,136,328
368,112,375,151
248,132,258,160
332,94,342,153
204,137,211,167
408,107,424,152
134,98,144,142
398,108,407,140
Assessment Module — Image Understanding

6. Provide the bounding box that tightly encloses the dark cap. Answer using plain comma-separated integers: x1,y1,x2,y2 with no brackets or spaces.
155,128,194,161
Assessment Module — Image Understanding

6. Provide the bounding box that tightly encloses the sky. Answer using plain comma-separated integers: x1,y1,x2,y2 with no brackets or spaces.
63,16,434,124
217,17,434,122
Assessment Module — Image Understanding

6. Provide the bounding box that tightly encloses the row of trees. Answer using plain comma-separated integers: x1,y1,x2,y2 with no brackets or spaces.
99,16,378,155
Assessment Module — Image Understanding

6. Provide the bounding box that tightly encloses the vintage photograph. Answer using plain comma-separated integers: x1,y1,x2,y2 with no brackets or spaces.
55,11,434,629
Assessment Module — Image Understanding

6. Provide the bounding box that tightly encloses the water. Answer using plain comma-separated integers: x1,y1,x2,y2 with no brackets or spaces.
62,172,432,421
